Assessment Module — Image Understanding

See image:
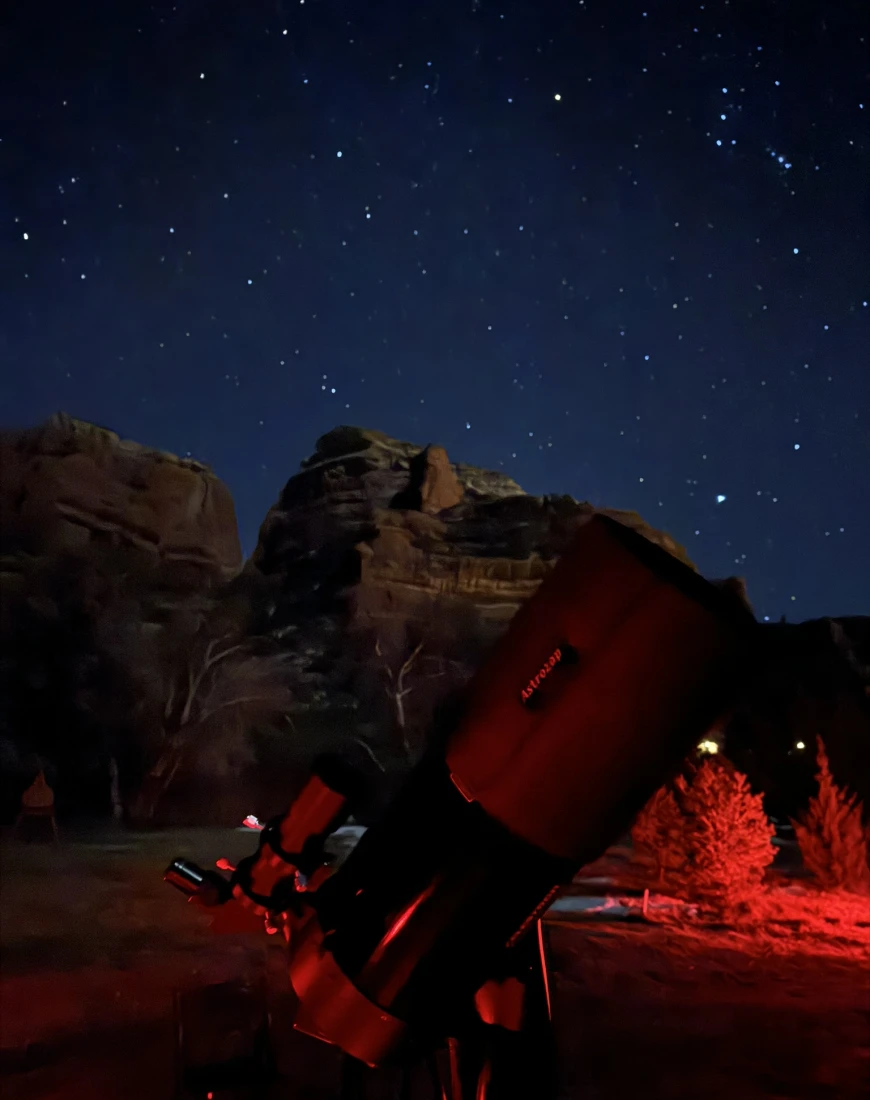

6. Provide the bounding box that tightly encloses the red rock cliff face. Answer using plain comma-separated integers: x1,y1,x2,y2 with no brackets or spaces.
248,426,695,722
0,413,242,583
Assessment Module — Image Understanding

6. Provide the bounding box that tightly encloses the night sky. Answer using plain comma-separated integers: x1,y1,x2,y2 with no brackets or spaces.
2,0,868,622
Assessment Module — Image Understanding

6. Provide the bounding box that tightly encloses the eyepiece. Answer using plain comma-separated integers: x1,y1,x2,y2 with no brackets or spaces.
165,857,231,905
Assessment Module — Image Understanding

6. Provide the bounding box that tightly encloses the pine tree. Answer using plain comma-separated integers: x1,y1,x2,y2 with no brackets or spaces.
791,737,870,894
631,784,685,883
632,759,776,915
673,761,776,912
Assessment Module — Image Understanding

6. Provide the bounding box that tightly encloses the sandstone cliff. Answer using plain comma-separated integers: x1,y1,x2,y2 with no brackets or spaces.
248,425,695,729
0,412,242,584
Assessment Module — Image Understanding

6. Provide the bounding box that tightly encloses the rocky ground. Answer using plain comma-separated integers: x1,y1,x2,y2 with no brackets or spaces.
1,826,868,1100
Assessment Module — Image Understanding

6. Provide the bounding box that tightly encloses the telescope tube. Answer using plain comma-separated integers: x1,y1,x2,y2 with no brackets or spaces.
286,514,757,1065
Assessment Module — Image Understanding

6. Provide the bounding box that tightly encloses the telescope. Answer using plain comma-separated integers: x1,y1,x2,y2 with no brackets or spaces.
166,514,756,1097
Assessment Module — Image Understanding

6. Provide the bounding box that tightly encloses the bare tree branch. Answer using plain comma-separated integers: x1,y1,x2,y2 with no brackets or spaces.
375,637,426,758
124,622,294,821
204,638,246,670
352,737,387,773
199,692,293,727
398,641,425,682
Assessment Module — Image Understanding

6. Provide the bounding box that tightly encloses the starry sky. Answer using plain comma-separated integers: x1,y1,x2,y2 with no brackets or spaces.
2,0,868,622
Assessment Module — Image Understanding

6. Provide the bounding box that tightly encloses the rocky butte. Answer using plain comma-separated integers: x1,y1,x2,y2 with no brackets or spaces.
247,426,695,727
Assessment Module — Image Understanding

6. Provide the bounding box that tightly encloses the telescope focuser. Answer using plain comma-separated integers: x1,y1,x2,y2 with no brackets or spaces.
164,857,233,908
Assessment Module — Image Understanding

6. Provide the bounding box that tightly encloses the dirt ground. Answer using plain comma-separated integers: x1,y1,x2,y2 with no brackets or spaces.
1,826,868,1099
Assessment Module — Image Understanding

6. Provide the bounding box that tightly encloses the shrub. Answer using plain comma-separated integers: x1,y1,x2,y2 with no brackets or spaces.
791,737,870,894
632,759,776,914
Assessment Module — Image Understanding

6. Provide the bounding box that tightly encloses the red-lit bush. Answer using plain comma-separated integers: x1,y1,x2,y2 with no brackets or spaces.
633,759,776,914
791,737,870,895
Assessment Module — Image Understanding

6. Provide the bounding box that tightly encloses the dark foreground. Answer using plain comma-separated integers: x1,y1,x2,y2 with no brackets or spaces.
1,828,868,1099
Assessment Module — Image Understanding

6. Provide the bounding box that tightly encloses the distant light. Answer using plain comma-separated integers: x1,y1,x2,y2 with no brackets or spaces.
554,93,561,101
199,72,205,79
720,113,726,120
698,739,719,755
793,247,799,254
336,150,342,157
721,87,728,93
716,494,727,504
794,443,800,450
795,741,806,751
169,227,175,234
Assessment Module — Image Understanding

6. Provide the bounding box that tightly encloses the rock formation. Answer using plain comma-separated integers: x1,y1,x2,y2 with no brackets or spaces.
0,412,242,584
0,416,865,823
248,425,695,740
0,413,246,821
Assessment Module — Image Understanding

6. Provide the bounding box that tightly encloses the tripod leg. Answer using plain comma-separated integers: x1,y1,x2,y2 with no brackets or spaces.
535,920,552,1022
398,1064,416,1100
425,1050,450,1100
447,1037,463,1100
475,1058,493,1100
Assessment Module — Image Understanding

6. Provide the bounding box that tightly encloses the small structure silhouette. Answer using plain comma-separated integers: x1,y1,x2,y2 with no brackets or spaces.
14,770,59,842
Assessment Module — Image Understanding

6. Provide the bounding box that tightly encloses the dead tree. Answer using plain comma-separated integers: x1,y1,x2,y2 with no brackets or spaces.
375,637,425,760
129,629,294,823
